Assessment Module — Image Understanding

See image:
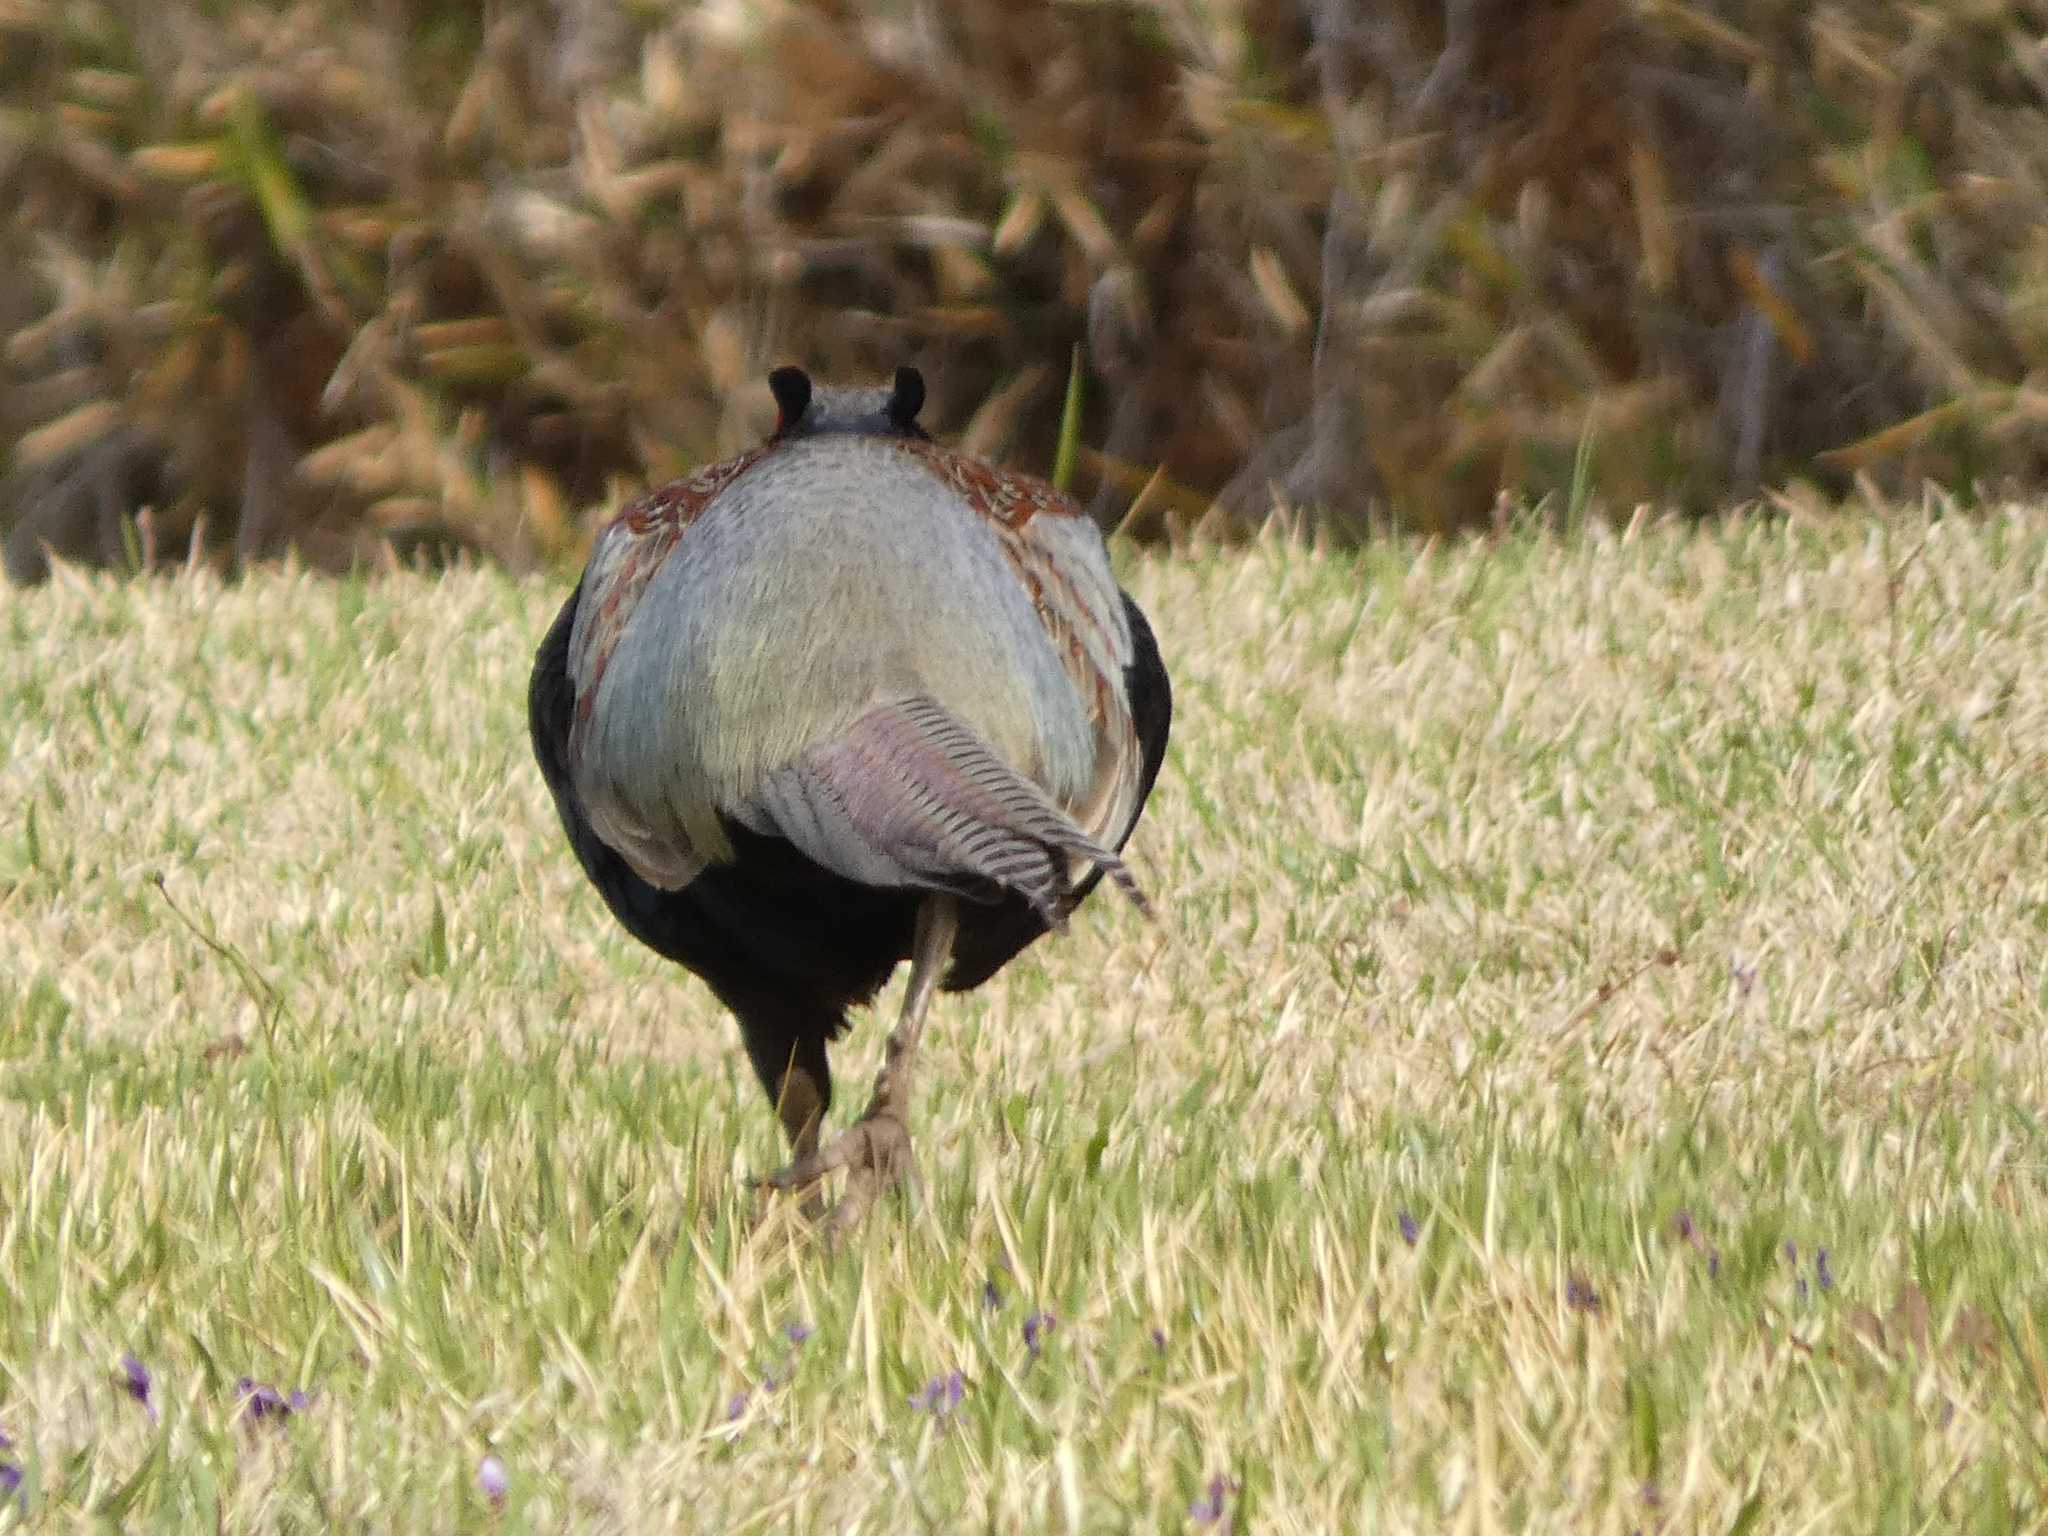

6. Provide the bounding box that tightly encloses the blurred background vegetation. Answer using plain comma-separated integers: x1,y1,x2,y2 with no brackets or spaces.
5,0,2048,579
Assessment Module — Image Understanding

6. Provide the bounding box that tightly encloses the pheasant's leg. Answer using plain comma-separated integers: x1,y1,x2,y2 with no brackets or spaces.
773,1057,830,1222
774,1058,828,1166
762,895,958,1231
867,892,958,1130
742,1026,832,1219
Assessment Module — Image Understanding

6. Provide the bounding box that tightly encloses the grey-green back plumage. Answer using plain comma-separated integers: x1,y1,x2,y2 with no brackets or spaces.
562,374,1148,918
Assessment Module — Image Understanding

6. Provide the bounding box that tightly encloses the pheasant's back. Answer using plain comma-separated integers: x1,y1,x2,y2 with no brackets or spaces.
570,431,1130,870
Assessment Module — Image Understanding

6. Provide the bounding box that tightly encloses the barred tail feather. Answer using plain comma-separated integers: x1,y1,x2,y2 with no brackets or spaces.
735,695,1146,924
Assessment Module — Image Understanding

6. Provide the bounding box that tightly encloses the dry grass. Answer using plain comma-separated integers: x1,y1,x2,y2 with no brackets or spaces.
9,0,2048,575
5,506,2048,1528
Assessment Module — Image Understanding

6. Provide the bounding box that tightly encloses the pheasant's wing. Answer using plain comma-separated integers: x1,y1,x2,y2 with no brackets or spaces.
1000,506,1148,858
904,444,1153,865
562,451,766,889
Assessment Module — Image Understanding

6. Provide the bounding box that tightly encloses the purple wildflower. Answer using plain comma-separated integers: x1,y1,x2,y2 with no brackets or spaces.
1397,1210,1419,1247
909,1371,966,1419
1815,1249,1834,1292
1189,1475,1235,1527
118,1355,156,1422
1565,1277,1601,1313
784,1320,814,1347
726,1390,750,1421
1023,1311,1057,1358
234,1377,314,1425
0,1463,18,1499
1707,1247,1721,1280
982,1277,1004,1311
1150,1327,1168,1353
1783,1238,1798,1266
476,1453,507,1504
1673,1210,1694,1244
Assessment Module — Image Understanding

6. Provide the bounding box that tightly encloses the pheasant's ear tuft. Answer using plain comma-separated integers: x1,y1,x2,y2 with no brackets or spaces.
768,366,813,436
888,366,927,436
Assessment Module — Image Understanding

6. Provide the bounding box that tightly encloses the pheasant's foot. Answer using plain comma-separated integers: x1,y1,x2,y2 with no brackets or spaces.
758,1111,916,1236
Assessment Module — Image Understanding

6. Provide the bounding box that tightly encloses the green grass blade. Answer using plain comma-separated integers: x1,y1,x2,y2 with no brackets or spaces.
1051,344,1084,493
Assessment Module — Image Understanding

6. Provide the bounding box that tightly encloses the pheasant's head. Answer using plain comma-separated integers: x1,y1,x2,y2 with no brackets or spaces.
768,365,929,442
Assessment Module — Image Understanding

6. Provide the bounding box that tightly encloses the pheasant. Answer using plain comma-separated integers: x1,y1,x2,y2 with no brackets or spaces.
528,365,1171,1231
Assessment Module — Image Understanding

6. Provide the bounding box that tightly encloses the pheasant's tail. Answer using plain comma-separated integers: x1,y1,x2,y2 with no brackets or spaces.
738,694,1148,924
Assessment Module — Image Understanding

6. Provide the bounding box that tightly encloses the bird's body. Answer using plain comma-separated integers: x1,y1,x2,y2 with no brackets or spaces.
530,366,1169,1225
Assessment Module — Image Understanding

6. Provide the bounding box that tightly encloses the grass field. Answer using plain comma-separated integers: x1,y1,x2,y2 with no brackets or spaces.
4,507,2048,1531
